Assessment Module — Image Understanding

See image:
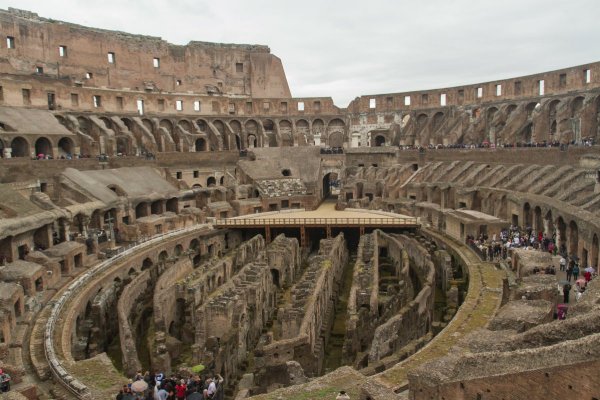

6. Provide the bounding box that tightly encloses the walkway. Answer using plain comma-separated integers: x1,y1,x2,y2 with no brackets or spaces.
215,201,419,230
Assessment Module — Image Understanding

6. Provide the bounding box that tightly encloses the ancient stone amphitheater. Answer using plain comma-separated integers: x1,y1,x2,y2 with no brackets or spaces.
0,7,599,400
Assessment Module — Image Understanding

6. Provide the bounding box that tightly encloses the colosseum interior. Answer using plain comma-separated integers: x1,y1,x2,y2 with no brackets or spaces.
0,6,599,400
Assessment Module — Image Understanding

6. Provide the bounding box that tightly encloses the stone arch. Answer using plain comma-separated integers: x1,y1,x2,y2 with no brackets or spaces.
166,198,178,213
196,119,208,132
10,136,29,157
373,135,386,147
99,117,112,130
525,102,539,118
58,137,75,157
195,138,207,151
207,176,216,187
142,118,154,133
141,257,153,271
505,104,518,116
279,120,293,147
174,244,183,257
116,136,130,155
245,119,259,148
432,112,444,130
158,250,169,263
230,120,242,134
178,119,192,132
121,117,134,132
568,220,578,258
35,137,53,158
247,134,257,148
189,239,200,252
151,200,163,215
135,202,149,219
295,119,309,145
159,119,174,135
571,96,585,117
312,119,325,138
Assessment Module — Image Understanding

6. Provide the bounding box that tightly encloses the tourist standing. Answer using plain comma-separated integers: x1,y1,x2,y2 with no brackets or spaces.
573,263,580,281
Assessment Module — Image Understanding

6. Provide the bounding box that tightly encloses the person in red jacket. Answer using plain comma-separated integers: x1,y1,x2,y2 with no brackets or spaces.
175,379,187,400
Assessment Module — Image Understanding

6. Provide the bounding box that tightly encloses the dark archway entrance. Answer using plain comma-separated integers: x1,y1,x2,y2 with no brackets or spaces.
322,172,339,199
10,136,28,157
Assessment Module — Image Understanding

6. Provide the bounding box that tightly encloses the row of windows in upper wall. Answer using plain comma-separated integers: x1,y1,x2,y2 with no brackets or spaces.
368,70,593,108
10,87,317,114
10,86,321,114
4,36,246,73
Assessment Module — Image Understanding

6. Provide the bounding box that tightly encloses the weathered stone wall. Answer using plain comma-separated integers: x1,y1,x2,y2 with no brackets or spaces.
368,234,435,363
259,234,348,380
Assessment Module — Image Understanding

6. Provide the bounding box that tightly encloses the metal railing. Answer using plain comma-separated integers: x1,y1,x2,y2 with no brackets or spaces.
215,216,419,227
44,225,208,399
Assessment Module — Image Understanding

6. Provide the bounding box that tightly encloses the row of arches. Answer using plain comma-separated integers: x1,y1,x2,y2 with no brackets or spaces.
0,136,76,158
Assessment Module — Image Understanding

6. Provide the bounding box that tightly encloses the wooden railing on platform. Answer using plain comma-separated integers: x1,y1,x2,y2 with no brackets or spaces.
215,216,419,228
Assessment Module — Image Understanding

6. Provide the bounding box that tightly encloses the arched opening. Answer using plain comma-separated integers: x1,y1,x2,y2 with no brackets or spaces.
35,137,53,158
195,138,206,151
432,112,445,131
568,220,579,258
571,96,585,117
281,169,291,177
235,134,242,150
178,119,192,132
169,299,186,341
279,120,293,147
58,137,75,158
189,239,200,252
270,269,280,288
196,119,208,132
141,258,153,271
166,197,178,213
247,134,257,149
135,202,148,219
151,200,163,215
160,119,174,134
322,172,338,199
523,202,532,228
207,177,216,187
374,135,386,147
174,244,183,257
10,137,28,157
116,137,129,155
158,251,169,263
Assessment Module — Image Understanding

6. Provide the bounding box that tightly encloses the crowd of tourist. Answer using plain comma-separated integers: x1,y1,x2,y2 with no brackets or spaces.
466,224,598,319
115,371,224,400
399,137,596,151
466,224,571,262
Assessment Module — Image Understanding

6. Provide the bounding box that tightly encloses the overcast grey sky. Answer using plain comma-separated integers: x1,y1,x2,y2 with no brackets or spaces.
1,0,599,106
